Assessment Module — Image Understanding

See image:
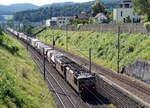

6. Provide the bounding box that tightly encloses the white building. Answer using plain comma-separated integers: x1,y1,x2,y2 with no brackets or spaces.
46,16,73,26
45,19,51,27
113,0,140,23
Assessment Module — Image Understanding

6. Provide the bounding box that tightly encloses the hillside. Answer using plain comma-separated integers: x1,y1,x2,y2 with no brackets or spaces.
0,31,56,107
0,16,5,21
42,2,74,7
0,3,39,15
36,29,150,71
14,0,121,22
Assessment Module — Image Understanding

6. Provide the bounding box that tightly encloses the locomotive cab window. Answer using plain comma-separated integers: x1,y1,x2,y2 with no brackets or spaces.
80,78,94,85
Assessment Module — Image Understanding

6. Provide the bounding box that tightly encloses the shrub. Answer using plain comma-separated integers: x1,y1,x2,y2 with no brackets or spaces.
126,16,132,23
127,46,134,53
0,35,3,44
8,46,19,55
77,24,83,30
0,27,4,44
144,22,150,32
141,16,149,23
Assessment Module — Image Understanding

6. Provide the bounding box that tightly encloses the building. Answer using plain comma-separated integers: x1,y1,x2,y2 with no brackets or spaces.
45,19,51,27
46,16,73,26
76,11,92,20
113,0,140,23
94,13,108,23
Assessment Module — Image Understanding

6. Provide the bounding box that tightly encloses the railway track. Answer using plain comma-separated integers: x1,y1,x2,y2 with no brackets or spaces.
6,31,78,108
85,89,110,108
101,70,150,96
27,43,110,108
28,43,110,108
6,31,111,108
32,55,66,108
52,45,150,97
5,29,150,107
29,48,76,108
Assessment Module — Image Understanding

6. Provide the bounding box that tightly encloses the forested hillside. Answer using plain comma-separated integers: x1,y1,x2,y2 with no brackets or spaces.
0,3,39,15
0,16,5,21
14,0,121,22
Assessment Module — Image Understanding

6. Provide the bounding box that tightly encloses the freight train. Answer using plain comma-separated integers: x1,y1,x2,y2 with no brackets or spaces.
6,28,96,97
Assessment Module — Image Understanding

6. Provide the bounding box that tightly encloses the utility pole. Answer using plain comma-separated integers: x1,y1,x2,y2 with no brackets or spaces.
89,48,91,73
43,48,46,80
23,24,25,32
26,36,29,51
52,34,55,50
66,25,68,51
117,26,120,73
19,23,20,32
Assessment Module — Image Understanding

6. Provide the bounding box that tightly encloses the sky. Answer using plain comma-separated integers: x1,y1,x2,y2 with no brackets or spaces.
0,0,93,6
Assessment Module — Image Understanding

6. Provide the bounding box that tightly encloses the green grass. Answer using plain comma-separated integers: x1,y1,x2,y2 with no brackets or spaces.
0,32,56,108
2,15,13,20
36,29,150,71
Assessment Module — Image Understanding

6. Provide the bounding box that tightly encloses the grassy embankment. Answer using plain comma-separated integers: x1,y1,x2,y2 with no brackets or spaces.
37,29,150,71
0,31,56,108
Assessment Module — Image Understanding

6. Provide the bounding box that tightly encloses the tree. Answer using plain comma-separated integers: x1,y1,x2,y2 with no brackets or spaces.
126,16,132,23
7,20,13,28
91,1,106,17
0,27,2,35
72,19,89,25
24,25,33,35
88,17,94,24
108,13,113,22
0,27,3,44
133,0,150,21
13,1,120,23
68,19,74,25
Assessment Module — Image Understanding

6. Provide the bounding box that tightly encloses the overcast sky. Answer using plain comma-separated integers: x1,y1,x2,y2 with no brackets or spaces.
0,0,93,6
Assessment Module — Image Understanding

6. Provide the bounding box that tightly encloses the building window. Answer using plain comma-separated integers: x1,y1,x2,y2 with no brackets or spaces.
121,11,123,17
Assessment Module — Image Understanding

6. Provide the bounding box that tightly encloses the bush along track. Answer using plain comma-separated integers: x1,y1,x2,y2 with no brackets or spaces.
0,31,56,108
37,29,150,71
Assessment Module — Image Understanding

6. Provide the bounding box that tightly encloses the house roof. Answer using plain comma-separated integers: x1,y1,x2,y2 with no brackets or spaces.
76,12,92,19
94,13,107,19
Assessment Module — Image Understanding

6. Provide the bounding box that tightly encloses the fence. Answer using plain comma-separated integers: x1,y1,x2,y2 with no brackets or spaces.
50,23,149,34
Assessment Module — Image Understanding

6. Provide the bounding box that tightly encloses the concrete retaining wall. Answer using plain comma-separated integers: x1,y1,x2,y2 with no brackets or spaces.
50,23,149,34
96,75,150,108
124,59,150,84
